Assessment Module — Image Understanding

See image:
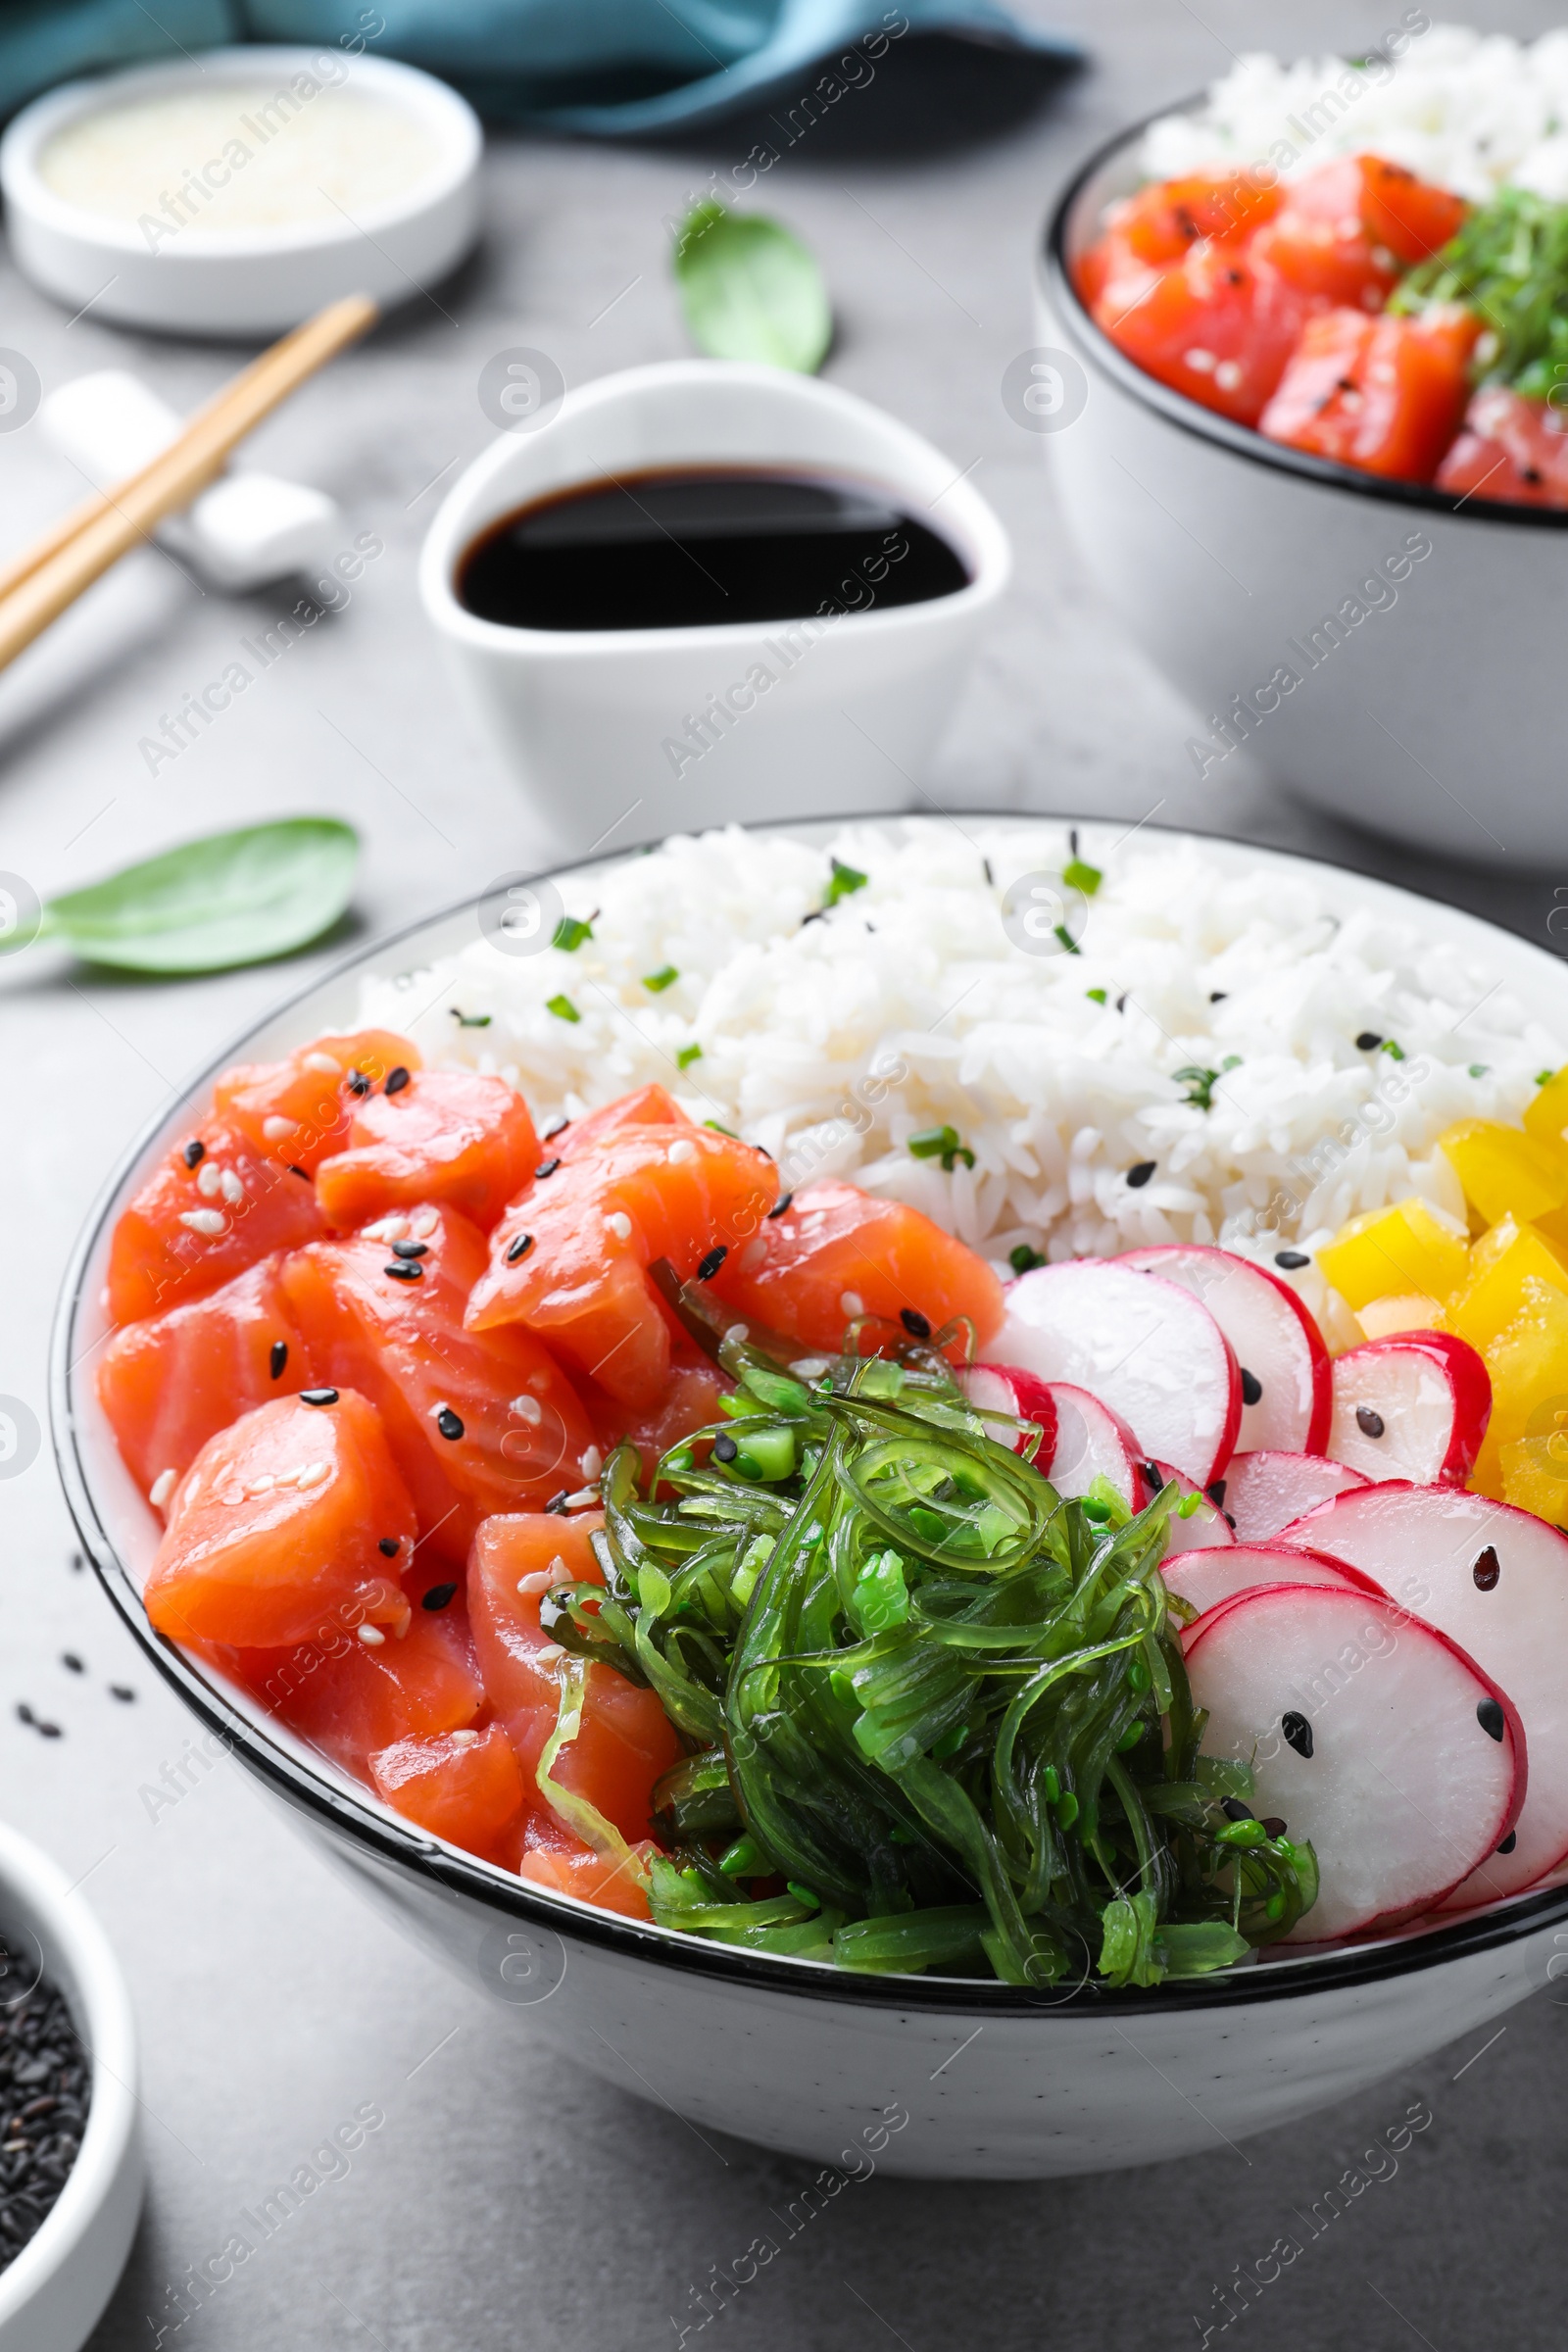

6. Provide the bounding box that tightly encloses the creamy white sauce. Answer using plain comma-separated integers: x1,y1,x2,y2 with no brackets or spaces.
39,79,441,236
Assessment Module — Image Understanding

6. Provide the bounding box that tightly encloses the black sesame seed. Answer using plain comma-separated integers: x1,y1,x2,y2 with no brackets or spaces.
346,1070,372,1097
544,1490,571,1515
1208,991,1228,1004
435,1406,465,1442
1141,1463,1162,1491
421,1582,458,1611
1205,1479,1227,1506
1355,1405,1386,1439
300,1388,339,1407
1240,1368,1263,1406
1223,1511,1237,1531
1473,1545,1500,1592
697,1246,728,1282
36,1725,61,1740
269,1340,288,1379
1498,1830,1518,1853
288,1164,311,1181
535,1158,562,1180
60,1655,83,1676
109,1686,134,1703
543,1117,570,1141
1355,1031,1384,1052
1477,1696,1505,1741
1523,466,1544,486
1126,1160,1156,1189
712,1434,739,1464
1281,1710,1313,1759
1261,1816,1287,1838
901,1309,932,1340
767,1193,794,1219
377,1538,400,1558
181,1139,205,1168
384,1261,422,1281
384,1066,412,1096
391,1238,429,1260
1275,1250,1310,1270
1115,993,1127,1013
15,1704,32,1727
1220,1797,1254,1822
506,1233,534,1264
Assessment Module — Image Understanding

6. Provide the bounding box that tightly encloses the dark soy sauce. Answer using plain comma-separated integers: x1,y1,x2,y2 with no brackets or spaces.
456,468,970,631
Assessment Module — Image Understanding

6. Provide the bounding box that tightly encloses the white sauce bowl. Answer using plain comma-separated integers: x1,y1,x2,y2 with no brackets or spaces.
0,47,480,336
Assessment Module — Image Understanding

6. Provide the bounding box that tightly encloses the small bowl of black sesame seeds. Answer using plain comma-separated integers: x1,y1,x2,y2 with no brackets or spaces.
0,1820,140,2351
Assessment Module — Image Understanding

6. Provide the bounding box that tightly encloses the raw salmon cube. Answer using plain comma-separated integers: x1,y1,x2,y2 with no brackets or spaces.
225,1602,483,1774
369,1724,526,1860
214,1028,420,1174
107,1124,325,1327
316,1068,540,1233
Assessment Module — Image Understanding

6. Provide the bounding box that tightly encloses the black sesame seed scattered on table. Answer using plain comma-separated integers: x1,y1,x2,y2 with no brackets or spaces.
0,1939,88,2274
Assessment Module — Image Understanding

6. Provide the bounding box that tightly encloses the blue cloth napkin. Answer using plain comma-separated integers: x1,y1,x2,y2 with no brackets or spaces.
0,0,1079,132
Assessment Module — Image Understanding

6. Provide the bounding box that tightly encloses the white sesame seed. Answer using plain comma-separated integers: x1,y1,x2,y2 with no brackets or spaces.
1183,347,1216,373
413,1209,440,1239
562,1486,600,1510
605,1210,632,1242
741,1237,767,1273
357,1623,386,1646
527,1371,551,1393
533,1642,565,1666
262,1115,298,1142
247,1472,276,1494
509,1395,544,1425
667,1138,698,1163
296,1461,329,1489
184,1472,201,1502
449,1729,480,1747
516,1570,558,1595
840,1291,865,1316
178,1208,227,1237
303,1052,340,1074
196,1160,222,1198
724,1323,749,1346
580,1446,604,1482
1213,360,1243,392
219,1169,246,1206
149,1468,176,1510
362,1215,411,1243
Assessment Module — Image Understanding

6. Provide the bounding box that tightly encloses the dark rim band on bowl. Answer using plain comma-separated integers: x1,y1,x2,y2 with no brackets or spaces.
1041,101,1568,531
49,813,1568,2017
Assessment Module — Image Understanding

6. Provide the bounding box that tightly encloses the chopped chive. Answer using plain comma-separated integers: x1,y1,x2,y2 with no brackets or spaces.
823,857,868,908
676,1043,702,1070
644,965,679,993
1469,1063,1490,1079
545,994,580,1023
1053,924,1080,956
449,1007,491,1027
1380,1039,1405,1061
1062,858,1102,896
1008,1244,1045,1274
705,1118,738,1137
552,914,595,952
1537,1067,1556,1087
1086,987,1107,1004
907,1124,975,1172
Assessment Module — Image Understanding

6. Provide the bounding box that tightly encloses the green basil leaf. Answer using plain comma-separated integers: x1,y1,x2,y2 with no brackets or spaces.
672,201,832,373
40,817,358,973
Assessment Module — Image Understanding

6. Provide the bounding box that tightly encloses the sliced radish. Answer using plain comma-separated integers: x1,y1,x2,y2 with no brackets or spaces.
1276,1483,1568,1903
1146,1458,1234,1554
1039,1382,1150,1511
1220,1450,1370,1544
1163,1543,1381,1624
958,1363,1058,1464
996,1260,1241,1485
1328,1333,1492,1485
1122,1245,1331,1454
1185,1583,1525,1942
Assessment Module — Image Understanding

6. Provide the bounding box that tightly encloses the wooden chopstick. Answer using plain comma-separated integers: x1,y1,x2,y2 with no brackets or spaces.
0,293,378,673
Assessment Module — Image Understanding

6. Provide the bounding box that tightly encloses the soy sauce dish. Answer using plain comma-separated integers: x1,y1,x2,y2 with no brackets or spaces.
418,362,1010,858
54,814,1568,2180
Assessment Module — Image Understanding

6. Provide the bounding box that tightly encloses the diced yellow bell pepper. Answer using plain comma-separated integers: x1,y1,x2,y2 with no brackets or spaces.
1355,1293,1445,1341
1316,1197,1470,1310
1524,1065,1568,1152
1446,1217,1568,1353
1439,1117,1568,1227
1468,1273,1568,1503
1501,1433,1568,1528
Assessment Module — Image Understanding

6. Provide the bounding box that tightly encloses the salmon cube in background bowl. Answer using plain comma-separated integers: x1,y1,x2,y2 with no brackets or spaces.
51,835,1568,2183
1039,109,1568,861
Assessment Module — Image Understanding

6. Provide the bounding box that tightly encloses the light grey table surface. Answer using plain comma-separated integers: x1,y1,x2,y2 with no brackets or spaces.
2,6,1566,2347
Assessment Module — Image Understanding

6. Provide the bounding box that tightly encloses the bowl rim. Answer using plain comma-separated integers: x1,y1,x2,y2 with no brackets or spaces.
1040,100,1568,531
0,45,481,264
50,809,1568,2020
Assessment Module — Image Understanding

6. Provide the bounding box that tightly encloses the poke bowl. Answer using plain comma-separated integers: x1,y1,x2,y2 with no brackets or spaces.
50,812,1568,2180
1037,27,1568,861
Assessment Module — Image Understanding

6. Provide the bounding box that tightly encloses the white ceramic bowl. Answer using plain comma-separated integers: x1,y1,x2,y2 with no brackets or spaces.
418,362,1011,859
0,48,480,335
51,816,1568,2180
1037,115,1568,861
0,1822,141,2352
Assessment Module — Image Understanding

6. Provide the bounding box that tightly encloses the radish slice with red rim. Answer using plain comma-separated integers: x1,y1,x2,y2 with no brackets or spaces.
1122,1244,1331,1454
1038,1382,1149,1511
1328,1332,1492,1485
1221,1450,1370,1544
1276,1482,1568,1904
956,1363,1057,1464
995,1259,1241,1485
1185,1582,1525,1942
1146,1457,1234,1554
1163,1542,1381,1625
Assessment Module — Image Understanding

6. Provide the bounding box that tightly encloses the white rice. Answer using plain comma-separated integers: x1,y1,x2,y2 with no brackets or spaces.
358,821,1563,1343
1142,24,1568,204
